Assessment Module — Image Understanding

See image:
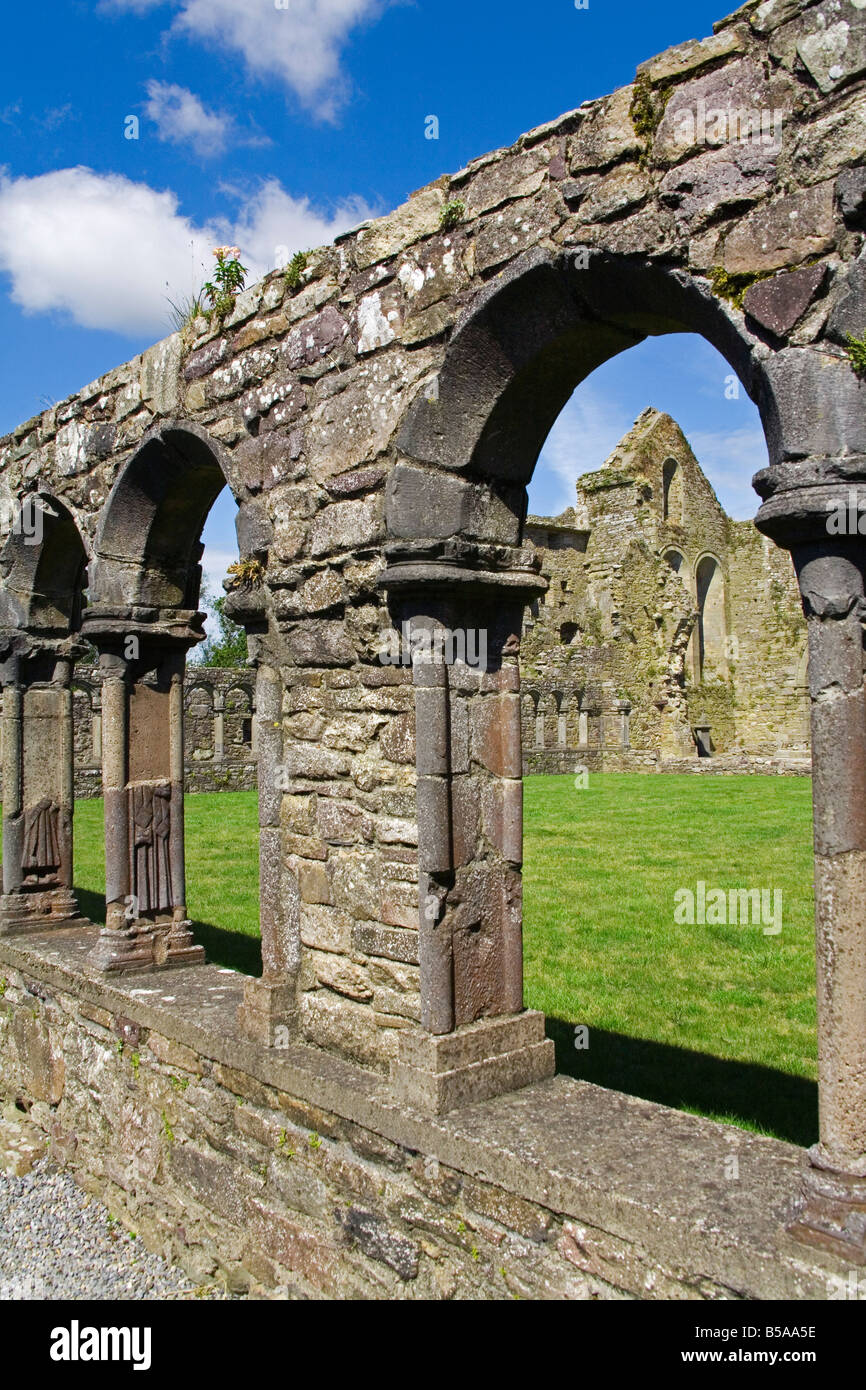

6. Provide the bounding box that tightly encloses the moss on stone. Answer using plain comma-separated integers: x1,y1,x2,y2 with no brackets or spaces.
709,265,772,310
629,74,672,152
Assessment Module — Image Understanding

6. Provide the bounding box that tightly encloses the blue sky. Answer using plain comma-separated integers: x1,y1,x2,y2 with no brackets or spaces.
0,0,768,603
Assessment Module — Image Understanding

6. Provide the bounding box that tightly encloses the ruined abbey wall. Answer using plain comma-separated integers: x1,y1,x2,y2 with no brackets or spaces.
521,408,810,773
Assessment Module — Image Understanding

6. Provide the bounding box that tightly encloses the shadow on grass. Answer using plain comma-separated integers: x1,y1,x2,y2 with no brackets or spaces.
546,1015,818,1147
73,887,261,977
190,921,262,976
75,887,105,925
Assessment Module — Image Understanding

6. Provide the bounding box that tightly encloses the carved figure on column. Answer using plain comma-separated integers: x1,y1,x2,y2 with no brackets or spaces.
22,798,61,885
130,781,174,915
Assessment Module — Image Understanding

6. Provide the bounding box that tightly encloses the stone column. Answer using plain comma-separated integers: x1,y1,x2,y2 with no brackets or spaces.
0,635,83,932
787,545,866,1259
756,468,866,1262
379,542,555,1113
237,662,298,1045
91,699,102,764
617,699,631,748
84,612,204,973
578,709,588,745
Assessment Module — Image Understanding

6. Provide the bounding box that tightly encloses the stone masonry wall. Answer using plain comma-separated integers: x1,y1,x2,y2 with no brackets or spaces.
0,932,851,1301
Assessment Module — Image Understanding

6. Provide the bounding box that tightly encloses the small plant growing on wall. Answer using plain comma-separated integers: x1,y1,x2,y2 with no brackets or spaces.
846,332,866,380
439,199,465,231
203,246,248,322
284,250,309,292
226,557,265,589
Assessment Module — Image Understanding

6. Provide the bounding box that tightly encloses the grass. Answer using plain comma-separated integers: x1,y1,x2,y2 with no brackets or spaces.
523,774,817,1145
43,773,819,1144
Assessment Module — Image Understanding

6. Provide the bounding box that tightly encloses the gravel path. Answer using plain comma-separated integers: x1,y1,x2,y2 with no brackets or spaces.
0,1157,227,1300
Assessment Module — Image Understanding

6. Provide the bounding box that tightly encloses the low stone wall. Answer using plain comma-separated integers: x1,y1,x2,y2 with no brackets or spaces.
0,926,846,1301
523,749,811,776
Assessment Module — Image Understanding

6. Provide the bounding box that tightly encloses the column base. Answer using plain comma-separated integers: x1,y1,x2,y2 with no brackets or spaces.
389,1010,555,1114
237,978,297,1048
88,919,205,974
0,889,86,935
787,1149,866,1264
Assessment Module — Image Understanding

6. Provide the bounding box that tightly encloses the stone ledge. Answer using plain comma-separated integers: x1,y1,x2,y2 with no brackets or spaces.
0,925,854,1298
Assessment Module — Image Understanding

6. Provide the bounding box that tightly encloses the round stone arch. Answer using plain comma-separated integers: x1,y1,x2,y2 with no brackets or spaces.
391,248,779,541
87,419,263,616
0,492,89,637
0,494,90,932
80,420,279,981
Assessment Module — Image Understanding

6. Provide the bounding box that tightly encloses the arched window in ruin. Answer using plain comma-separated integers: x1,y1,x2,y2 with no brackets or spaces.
662,458,683,525
695,554,727,682
225,683,254,752
185,683,215,761
559,620,578,644
663,548,684,575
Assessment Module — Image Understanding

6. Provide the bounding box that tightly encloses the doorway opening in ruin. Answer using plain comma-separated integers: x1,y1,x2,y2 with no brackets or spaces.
80,425,264,976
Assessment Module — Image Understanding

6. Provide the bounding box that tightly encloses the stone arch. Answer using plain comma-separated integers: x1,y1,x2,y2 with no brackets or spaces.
0,495,89,931
694,553,728,682
662,459,683,525
224,681,255,751
89,420,251,613
394,250,777,538
81,422,275,977
0,493,88,636
663,548,686,578
185,681,215,761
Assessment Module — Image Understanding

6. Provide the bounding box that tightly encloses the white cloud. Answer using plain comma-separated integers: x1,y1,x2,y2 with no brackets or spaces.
176,0,388,120
102,0,390,119
533,387,635,515
144,81,238,158
0,166,375,337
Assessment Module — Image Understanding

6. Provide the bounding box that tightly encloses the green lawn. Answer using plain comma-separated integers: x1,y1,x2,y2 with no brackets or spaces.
63,773,817,1144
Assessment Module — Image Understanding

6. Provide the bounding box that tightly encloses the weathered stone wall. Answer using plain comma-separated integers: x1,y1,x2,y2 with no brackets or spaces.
522,409,809,768
0,929,851,1300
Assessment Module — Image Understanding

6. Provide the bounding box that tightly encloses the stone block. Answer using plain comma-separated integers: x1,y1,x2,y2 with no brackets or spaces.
354,186,446,270
389,1012,554,1114
723,181,837,275
569,86,644,172
826,259,866,345
353,922,420,965
300,904,353,955
310,499,382,557
338,1206,420,1280
471,694,523,778
743,263,828,337
837,165,866,227
246,1199,341,1294
9,1008,64,1104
